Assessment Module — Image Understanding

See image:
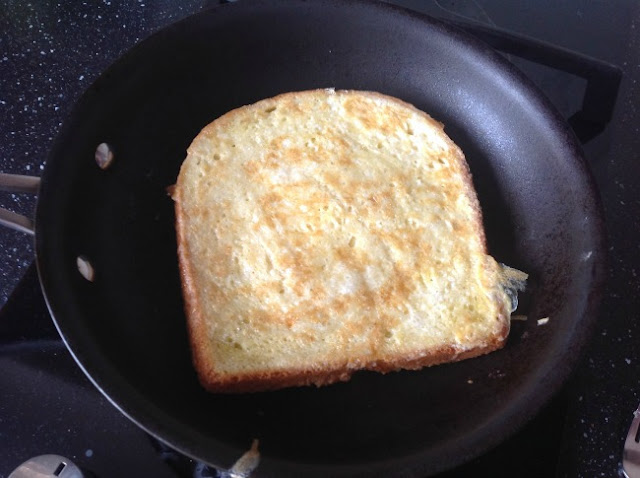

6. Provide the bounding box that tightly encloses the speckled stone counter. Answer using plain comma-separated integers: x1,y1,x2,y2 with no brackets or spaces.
1,1,640,477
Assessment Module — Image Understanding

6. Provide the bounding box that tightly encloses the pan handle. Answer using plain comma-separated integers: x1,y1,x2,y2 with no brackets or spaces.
0,173,41,235
448,20,623,144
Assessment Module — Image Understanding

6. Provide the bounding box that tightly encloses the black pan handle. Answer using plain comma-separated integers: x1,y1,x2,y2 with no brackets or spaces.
0,173,40,235
447,20,623,144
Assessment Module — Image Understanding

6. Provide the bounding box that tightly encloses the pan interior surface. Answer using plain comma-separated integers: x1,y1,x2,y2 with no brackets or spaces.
35,1,604,475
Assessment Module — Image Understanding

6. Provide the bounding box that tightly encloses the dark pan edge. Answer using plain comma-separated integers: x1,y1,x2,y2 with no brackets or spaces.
33,0,607,476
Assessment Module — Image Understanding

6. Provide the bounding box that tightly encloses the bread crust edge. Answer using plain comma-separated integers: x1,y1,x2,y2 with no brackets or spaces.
174,183,219,385
197,330,509,394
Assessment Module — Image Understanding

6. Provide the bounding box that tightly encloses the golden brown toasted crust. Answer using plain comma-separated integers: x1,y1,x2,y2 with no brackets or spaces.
175,184,212,382
173,89,522,393
200,322,509,394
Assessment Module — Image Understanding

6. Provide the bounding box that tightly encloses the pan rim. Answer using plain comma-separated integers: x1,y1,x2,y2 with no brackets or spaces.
34,0,606,475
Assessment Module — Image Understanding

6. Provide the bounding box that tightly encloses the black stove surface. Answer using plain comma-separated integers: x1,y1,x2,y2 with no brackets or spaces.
1,1,640,477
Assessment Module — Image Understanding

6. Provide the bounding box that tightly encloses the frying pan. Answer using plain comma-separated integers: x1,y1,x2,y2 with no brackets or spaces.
1,0,606,476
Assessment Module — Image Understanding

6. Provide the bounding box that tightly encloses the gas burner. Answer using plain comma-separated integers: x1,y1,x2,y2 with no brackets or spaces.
9,455,84,478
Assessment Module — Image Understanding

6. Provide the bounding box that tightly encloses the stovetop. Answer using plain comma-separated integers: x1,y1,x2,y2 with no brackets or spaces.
1,1,640,477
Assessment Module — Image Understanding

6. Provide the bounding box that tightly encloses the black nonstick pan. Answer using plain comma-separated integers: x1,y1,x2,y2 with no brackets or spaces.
3,0,607,476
